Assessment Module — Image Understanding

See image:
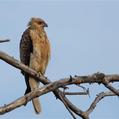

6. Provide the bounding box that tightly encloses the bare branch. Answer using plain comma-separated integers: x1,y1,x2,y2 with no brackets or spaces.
86,90,119,115
0,76,87,118
0,39,10,43
0,51,119,85
0,51,119,119
0,51,87,118
0,82,63,114
62,96,89,119
64,91,88,96
103,81,119,96
57,92,77,119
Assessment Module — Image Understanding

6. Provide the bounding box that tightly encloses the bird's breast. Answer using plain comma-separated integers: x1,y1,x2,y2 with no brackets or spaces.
29,30,50,74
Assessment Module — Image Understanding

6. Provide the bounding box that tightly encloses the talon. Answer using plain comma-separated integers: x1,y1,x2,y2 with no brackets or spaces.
61,85,69,90
69,75,73,82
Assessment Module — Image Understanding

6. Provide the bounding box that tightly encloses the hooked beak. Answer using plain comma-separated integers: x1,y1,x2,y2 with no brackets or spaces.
44,23,48,27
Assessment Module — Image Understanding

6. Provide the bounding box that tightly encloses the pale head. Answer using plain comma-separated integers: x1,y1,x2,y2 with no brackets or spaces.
28,17,48,28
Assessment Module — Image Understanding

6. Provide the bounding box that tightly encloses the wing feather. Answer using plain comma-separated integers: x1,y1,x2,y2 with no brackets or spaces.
20,28,33,94
20,28,33,66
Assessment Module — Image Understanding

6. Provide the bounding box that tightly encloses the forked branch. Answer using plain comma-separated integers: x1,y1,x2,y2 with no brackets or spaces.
0,51,119,119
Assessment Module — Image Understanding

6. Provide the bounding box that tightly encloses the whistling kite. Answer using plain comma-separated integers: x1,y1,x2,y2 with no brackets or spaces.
20,17,50,113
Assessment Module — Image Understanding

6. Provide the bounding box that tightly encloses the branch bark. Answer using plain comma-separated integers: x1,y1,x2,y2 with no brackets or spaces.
0,51,119,119
86,90,119,115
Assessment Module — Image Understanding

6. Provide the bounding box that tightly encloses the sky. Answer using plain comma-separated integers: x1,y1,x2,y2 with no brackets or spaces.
0,0,119,119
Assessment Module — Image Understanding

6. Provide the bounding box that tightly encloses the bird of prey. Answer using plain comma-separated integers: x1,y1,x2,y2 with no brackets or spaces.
20,17,51,114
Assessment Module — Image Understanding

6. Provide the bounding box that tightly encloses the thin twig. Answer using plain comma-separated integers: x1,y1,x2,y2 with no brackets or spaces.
65,92,88,95
103,79,119,96
86,90,119,115
0,39,10,43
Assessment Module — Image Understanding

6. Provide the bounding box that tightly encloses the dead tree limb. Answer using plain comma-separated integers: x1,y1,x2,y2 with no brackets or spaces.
0,51,119,119
86,90,119,115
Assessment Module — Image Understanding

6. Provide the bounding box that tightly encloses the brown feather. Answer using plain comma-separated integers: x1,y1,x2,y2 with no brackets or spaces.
20,17,50,114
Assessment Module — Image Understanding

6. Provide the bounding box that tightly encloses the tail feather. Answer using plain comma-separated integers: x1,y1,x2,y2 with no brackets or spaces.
29,77,41,114
25,74,31,95
32,97,41,114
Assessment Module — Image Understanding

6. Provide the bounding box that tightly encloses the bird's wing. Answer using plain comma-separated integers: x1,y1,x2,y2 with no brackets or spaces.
20,28,33,94
20,28,33,66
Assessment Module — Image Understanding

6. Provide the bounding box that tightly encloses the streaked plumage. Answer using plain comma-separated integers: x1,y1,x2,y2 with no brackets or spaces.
20,17,50,114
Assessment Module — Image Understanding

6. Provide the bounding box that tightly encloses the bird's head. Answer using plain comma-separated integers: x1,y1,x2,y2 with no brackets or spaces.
28,17,48,28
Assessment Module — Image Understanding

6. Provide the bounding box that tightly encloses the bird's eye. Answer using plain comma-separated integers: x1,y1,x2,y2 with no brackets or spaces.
38,21,42,25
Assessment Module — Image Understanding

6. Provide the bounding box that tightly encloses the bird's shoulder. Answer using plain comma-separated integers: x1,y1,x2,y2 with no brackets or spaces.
20,28,33,65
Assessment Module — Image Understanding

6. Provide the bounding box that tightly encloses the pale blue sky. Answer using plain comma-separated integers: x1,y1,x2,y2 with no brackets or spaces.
0,1,119,119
